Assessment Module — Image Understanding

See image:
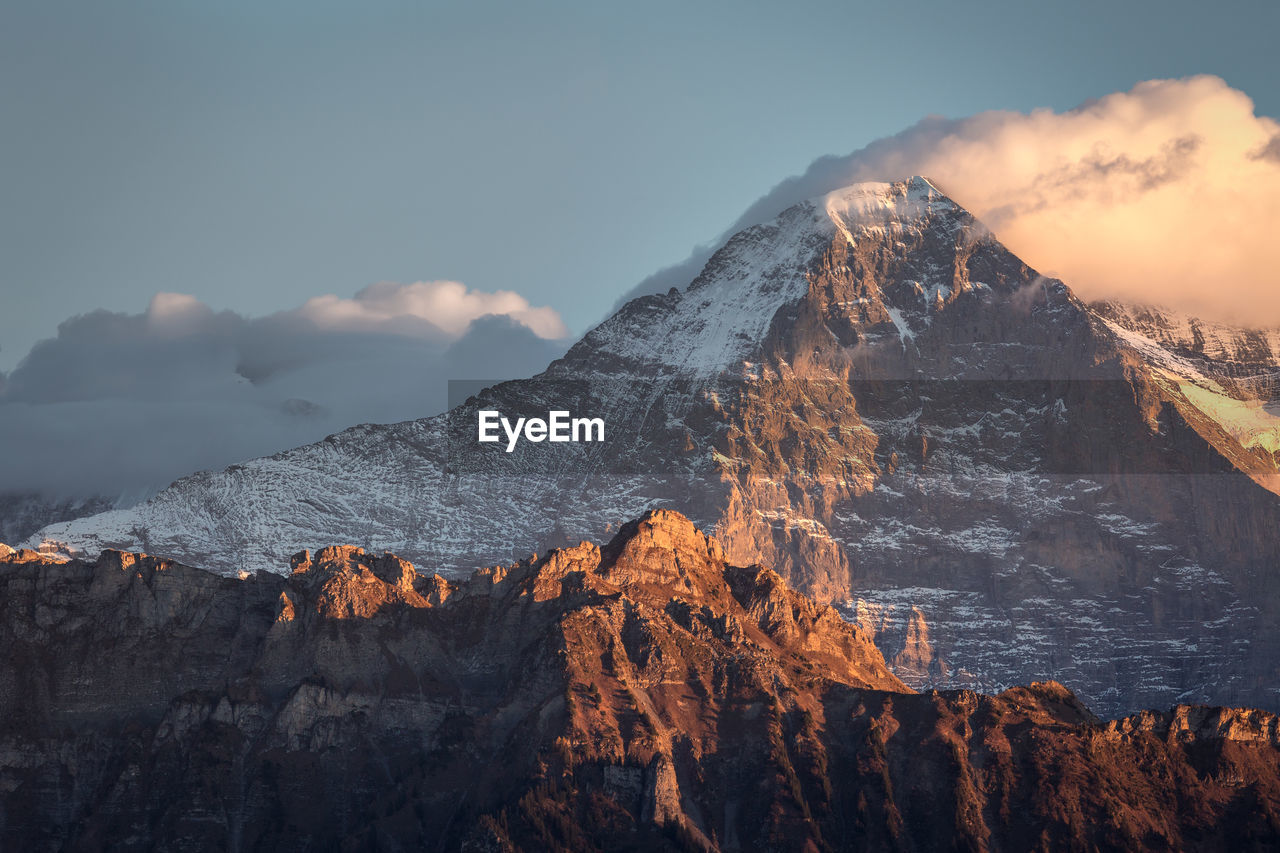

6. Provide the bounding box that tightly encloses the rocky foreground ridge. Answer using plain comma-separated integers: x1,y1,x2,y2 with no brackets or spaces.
4,512,1280,851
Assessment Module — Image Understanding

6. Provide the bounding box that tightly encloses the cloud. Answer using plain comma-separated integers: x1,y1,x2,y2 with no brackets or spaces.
0,283,568,500
619,76,1280,328
295,280,567,340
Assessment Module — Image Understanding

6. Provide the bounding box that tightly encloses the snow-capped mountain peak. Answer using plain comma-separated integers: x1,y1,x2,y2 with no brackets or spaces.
21,176,1280,720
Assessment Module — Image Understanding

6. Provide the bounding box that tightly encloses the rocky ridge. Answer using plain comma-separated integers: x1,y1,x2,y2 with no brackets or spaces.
4,512,1280,850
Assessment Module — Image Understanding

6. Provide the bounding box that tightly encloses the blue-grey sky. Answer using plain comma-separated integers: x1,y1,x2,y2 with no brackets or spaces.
2,0,1278,371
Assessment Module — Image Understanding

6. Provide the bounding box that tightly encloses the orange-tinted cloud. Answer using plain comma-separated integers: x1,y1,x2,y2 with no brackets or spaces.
850,76,1280,325
627,77,1280,327
295,280,567,340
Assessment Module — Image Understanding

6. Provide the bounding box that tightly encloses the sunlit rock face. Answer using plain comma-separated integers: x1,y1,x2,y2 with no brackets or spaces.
25,177,1280,717
5,513,1280,851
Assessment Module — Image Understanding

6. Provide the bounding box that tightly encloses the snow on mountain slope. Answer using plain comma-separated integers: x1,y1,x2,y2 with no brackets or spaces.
26,178,965,574
557,177,961,377
0,492,114,545
1093,300,1280,370
1093,300,1280,492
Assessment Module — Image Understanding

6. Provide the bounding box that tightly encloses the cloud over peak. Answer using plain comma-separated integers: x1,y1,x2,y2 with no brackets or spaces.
626,75,1280,327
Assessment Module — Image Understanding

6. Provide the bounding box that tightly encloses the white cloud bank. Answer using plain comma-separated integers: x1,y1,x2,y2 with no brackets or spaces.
0,283,569,498
295,280,567,339
626,76,1280,327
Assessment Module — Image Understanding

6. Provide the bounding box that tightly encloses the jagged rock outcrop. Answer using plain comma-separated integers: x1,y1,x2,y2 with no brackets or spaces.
24,178,1280,717
4,512,1280,851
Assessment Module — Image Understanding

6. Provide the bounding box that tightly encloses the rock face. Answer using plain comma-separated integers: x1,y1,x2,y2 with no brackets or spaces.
4,512,1280,851
25,177,1280,717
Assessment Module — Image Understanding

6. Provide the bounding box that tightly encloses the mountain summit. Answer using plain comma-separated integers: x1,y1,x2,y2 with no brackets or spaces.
26,178,1280,717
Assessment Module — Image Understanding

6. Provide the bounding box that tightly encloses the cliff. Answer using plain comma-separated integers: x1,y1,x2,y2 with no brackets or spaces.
3,512,1280,850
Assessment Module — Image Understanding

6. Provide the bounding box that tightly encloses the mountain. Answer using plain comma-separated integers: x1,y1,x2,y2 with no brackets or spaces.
1090,299,1280,488
5,510,1280,851
0,491,113,545
24,177,1280,718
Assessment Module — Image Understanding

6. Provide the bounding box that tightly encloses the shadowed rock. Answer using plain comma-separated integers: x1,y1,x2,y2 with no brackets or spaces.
4,511,1280,850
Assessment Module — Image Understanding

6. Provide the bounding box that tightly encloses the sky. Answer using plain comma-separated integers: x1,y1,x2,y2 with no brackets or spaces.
4,0,1278,369
1,0,1278,502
